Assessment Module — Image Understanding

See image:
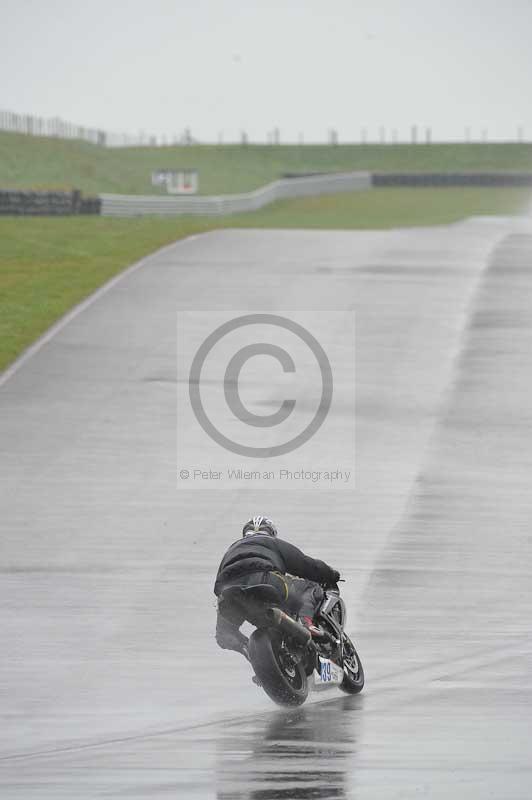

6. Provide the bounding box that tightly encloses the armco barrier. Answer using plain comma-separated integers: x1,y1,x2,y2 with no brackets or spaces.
372,172,532,187
0,190,101,215
99,171,372,217
5,171,530,218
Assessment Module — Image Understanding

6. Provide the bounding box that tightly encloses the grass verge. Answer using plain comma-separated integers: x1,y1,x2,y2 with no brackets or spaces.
0,186,529,372
1,131,532,195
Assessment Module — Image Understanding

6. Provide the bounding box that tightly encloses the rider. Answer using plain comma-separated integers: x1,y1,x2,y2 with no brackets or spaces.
214,515,340,657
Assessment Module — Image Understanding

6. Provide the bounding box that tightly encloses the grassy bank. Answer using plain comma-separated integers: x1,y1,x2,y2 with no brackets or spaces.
0,186,529,372
0,216,216,371
1,131,532,195
221,186,530,229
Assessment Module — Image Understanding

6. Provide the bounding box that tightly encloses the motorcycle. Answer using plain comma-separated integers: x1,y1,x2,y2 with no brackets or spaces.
218,581,364,706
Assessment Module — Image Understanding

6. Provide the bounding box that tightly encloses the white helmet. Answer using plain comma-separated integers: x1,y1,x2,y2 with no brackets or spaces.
242,515,278,538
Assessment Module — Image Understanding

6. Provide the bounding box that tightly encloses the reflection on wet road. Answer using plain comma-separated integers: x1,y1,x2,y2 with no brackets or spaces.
216,698,362,799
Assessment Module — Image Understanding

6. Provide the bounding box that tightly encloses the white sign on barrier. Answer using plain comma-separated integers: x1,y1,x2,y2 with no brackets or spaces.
151,169,198,194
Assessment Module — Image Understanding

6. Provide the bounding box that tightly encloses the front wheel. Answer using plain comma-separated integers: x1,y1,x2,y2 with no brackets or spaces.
339,633,364,694
249,628,309,707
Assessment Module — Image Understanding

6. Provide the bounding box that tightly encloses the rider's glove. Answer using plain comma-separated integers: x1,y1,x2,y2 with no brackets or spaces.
330,570,341,586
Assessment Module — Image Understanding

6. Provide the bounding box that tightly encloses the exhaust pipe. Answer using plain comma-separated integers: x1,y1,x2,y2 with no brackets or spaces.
265,608,311,645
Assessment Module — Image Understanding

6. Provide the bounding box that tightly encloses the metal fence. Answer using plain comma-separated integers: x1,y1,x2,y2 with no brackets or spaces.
0,111,194,148
100,171,372,217
3,110,529,149
0,110,106,146
0,110,190,148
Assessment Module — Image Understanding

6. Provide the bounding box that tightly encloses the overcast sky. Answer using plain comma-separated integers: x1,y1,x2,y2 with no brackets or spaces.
2,0,531,143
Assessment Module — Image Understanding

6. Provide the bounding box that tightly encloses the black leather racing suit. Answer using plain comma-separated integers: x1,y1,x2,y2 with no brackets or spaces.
214,533,339,654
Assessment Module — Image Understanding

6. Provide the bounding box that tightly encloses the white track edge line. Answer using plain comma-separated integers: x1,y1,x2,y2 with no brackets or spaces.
0,232,207,389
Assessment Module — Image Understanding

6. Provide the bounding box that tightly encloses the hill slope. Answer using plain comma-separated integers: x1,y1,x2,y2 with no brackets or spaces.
1,132,531,195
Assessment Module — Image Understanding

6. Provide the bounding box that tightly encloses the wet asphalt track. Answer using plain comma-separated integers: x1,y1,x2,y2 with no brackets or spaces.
1,219,531,798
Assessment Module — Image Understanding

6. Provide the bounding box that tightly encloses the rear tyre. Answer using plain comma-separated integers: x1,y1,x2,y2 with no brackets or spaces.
339,633,364,694
249,628,308,707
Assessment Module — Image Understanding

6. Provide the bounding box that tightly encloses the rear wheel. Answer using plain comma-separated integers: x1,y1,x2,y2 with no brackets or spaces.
339,634,364,694
249,628,309,707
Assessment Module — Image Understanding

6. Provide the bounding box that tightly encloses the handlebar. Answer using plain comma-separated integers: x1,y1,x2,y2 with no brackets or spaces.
321,581,343,591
